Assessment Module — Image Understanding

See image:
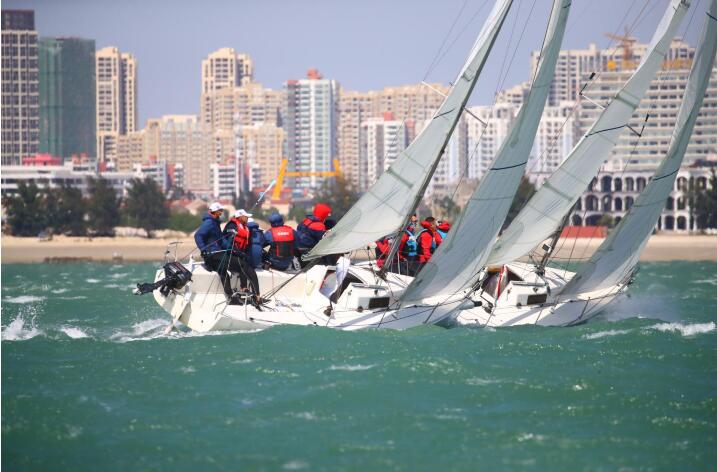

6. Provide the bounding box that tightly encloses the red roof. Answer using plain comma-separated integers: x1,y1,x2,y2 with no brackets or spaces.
560,226,607,238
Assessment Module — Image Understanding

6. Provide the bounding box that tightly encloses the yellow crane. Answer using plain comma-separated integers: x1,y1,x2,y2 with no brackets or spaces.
271,158,342,201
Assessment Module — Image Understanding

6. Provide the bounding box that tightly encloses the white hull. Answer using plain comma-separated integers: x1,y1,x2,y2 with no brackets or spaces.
449,262,627,327
150,259,626,332
152,261,460,332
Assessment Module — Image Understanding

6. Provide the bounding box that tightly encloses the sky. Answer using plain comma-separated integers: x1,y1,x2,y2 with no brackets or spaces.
6,0,706,126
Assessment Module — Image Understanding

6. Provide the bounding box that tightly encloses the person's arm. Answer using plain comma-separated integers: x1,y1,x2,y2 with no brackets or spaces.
263,230,273,247
419,233,432,262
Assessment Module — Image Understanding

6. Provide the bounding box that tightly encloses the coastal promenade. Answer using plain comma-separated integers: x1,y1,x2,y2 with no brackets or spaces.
2,234,715,263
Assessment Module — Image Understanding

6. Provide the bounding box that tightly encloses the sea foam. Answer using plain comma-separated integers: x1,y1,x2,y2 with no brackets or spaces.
4,295,45,304
2,315,42,341
649,322,716,337
60,326,90,339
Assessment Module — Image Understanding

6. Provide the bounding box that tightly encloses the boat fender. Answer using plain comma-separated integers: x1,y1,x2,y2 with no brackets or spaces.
324,306,332,317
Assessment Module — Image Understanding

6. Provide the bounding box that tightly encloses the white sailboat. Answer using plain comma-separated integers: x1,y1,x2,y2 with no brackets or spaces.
455,0,716,327
142,0,521,331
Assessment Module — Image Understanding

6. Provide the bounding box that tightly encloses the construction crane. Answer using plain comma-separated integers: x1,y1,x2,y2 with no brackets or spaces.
271,158,342,201
605,27,637,71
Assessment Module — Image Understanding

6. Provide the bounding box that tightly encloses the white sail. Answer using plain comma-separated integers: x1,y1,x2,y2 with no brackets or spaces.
486,0,690,267
561,0,717,297
305,0,514,260
402,0,572,303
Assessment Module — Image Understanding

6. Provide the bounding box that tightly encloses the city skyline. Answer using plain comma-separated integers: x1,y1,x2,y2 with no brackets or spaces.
4,0,705,125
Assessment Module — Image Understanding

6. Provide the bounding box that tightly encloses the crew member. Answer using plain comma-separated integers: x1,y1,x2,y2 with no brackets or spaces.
224,209,261,303
246,218,266,270
436,220,451,241
296,203,332,266
416,216,442,268
264,213,299,271
194,202,235,300
398,225,419,276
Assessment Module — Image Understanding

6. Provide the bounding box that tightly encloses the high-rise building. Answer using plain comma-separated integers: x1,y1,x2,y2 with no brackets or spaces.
235,122,285,191
96,47,137,164
361,112,408,188
532,39,695,106
335,82,448,191
530,101,577,174
284,69,339,190
39,37,96,159
465,103,517,180
577,60,717,170
1,10,40,165
336,89,372,190
200,81,283,131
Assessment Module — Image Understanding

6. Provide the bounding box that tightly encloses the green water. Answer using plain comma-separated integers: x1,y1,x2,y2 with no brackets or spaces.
2,261,716,470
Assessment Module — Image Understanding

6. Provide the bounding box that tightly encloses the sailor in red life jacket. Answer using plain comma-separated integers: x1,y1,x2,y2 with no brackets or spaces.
416,216,442,267
263,212,298,271
436,220,451,241
223,209,261,304
296,203,332,266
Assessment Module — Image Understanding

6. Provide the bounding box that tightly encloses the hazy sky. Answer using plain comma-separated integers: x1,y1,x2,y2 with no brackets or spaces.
6,0,705,125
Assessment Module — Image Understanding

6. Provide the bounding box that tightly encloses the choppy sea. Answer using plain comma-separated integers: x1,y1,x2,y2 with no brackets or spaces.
2,261,716,470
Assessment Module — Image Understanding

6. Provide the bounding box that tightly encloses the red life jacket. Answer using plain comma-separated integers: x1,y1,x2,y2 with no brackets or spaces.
269,225,295,258
230,218,250,251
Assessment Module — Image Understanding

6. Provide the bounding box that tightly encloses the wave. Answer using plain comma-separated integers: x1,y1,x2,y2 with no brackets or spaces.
4,295,45,304
328,364,375,372
648,322,716,337
86,278,101,284
2,315,42,341
51,288,70,294
583,329,632,340
110,318,169,343
60,326,90,339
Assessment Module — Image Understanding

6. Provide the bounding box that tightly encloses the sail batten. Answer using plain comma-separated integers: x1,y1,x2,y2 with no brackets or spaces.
304,0,514,260
561,0,717,296
485,0,690,268
401,0,572,303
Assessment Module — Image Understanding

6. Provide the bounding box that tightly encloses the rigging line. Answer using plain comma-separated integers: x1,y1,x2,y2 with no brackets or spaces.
574,0,702,266
447,0,538,204
423,0,471,81
523,0,648,178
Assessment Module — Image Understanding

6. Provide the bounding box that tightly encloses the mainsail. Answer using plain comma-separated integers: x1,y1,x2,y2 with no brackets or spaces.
561,0,717,297
486,0,690,267
402,0,572,303
305,0,514,260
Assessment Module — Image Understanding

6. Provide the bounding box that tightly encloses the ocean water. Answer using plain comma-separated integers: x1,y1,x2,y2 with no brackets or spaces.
2,261,716,470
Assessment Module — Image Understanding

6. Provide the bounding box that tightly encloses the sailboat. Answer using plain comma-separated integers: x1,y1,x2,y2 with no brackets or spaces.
139,0,554,331
138,0,708,332
454,0,716,327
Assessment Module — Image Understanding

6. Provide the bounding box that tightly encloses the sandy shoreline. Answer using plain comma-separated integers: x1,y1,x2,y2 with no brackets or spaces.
1,233,716,264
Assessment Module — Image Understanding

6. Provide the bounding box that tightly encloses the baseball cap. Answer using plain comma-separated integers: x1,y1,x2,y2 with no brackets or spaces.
209,202,224,213
234,209,253,218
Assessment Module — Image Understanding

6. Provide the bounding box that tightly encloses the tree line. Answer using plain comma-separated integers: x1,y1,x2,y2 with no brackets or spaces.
3,177,171,237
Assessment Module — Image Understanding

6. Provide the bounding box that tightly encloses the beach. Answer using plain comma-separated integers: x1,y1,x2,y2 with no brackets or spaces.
1,233,715,263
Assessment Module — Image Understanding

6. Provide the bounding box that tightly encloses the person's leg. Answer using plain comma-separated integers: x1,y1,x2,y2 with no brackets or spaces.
207,252,233,296
238,258,260,295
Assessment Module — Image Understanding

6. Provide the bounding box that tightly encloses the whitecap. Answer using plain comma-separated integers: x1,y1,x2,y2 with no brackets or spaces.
2,316,42,341
649,322,716,337
283,460,309,470
179,366,196,374
110,318,168,342
466,377,502,386
86,278,101,284
328,364,375,372
110,273,129,279
4,295,45,304
693,278,717,286
583,329,631,340
60,326,90,339
52,288,70,294
57,296,88,300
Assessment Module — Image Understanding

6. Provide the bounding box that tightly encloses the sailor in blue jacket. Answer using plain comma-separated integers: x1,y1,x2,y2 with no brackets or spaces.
194,202,240,300
246,218,266,269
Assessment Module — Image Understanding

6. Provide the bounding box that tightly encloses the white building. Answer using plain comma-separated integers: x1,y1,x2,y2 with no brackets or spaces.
465,103,517,180
132,160,170,192
284,69,339,190
211,158,239,200
361,112,408,187
1,161,137,198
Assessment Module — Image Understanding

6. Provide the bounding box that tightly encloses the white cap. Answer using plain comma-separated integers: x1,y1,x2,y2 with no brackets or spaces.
209,202,224,212
234,209,252,218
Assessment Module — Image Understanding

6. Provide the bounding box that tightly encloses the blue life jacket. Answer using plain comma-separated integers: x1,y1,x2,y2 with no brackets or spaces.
436,228,448,240
401,229,418,257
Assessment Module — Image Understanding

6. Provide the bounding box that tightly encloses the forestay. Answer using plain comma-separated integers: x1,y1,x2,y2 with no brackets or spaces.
402,0,572,303
486,0,690,267
561,0,717,297
304,0,514,260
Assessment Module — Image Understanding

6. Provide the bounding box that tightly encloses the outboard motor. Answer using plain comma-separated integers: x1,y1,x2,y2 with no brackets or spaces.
134,262,192,296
